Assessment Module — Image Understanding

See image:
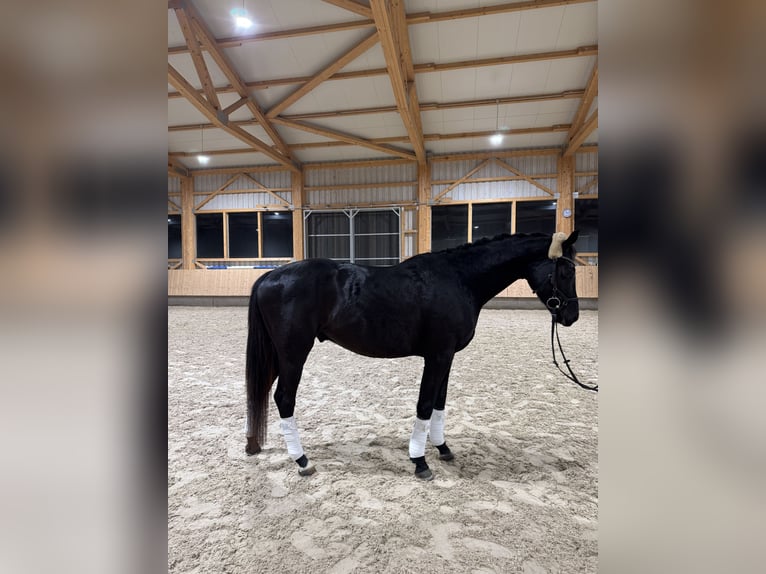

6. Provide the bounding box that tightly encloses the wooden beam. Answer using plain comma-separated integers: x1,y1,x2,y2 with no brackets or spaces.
432,174,557,185
291,170,304,259
169,1,594,54
173,6,221,110
492,158,555,195
169,45,597,95
169,90,584,127
187,145,597,176
285,124,571,150
564,110,597,157
281,89,585,121
305,158,414,170
271,117,416,161
322,0,373,18
180,176,195,269
222,97,250,116
168,63,298,171
266,31,379,118
568,61,598,141
407,0,594,25
168,155,189,177
556,154,575,234
417,161,431,253
185,3,294,159
371,0,427,165
432,159,492,203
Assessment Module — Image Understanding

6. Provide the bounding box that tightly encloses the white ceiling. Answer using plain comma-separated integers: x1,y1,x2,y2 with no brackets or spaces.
168,0,598,171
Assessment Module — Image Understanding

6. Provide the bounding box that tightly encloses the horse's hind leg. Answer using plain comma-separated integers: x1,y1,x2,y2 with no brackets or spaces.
273,342,316,476
410,353,454,480
430,372,454,461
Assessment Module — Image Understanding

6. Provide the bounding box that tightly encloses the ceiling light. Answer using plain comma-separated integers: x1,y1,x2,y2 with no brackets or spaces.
231,3,254,30
235,15,253,29
197,125,209,164
489,99,504,147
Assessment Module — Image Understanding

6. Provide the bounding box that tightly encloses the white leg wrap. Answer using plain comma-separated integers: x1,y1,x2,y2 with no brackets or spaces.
244,413,254,436
409,417,430,459
280,416,305,461
430,409,445,446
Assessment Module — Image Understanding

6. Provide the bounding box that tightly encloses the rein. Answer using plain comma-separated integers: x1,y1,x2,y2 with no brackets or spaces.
545,256,599,393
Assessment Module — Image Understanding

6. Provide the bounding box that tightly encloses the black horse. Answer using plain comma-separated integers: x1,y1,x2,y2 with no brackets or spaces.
245,230,580,479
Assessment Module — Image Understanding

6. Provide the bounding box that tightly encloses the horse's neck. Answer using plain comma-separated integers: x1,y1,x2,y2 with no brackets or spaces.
452,236,547,306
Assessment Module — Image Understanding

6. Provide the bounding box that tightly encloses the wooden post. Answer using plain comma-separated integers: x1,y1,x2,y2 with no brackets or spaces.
467,201,473,243
180,175,196,269
417,161,431,254
291,170,305,259
556,154,575,235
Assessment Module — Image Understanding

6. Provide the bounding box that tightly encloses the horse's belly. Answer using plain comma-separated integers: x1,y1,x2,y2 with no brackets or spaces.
321,326,416,359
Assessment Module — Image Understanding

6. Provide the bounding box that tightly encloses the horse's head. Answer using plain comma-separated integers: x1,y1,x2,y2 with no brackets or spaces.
527,230,580,326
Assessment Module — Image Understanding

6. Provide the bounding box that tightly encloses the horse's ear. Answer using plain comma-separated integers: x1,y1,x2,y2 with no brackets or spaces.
563,229,579,248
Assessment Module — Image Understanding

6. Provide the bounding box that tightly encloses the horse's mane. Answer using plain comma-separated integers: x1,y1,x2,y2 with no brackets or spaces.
433,232,544,256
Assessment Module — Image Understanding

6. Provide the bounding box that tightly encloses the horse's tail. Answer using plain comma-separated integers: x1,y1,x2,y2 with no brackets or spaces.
245,274,279,454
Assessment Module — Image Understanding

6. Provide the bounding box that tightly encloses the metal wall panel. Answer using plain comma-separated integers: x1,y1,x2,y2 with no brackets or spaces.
194,170,292,193
304,163,417,187
576,152,598,173
306,186,416,207
200,192,292,211
168,176,181,194
431,154,559,201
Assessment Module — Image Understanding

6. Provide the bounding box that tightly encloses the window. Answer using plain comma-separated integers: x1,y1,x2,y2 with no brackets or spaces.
515,200,557,235
262,212,293,257
196,213,223,258
305,209,400,266
228,213,259,258
306,212,351,262
431,204,468,252
354,210,399,266
168,214,181,259
574,198,598,253
472,202,512,240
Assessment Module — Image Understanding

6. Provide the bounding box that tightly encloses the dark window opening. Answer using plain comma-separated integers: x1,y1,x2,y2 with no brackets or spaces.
515,200,557,235
168,214,181,259
196,213,223,258
431,204,468,252
262,212,293,257
472,202,512,240
228,213,259,258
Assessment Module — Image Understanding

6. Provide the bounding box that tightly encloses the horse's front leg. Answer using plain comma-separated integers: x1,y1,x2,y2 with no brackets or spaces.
410,353,454,480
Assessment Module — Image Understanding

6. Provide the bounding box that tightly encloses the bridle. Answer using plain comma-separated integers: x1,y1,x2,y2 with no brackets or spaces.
546,256,599,393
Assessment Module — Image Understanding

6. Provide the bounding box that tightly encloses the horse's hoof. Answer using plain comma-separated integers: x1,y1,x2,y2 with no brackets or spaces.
415,468,433,481
435,443,453,461
298,464,316,477
245,439,261,455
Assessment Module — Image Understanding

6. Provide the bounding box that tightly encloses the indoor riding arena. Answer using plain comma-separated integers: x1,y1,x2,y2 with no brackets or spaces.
168,1,598,572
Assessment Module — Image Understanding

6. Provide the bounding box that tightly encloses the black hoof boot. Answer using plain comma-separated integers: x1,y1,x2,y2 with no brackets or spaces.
410,456,433,480
436,443,454,461
296,454,316,476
